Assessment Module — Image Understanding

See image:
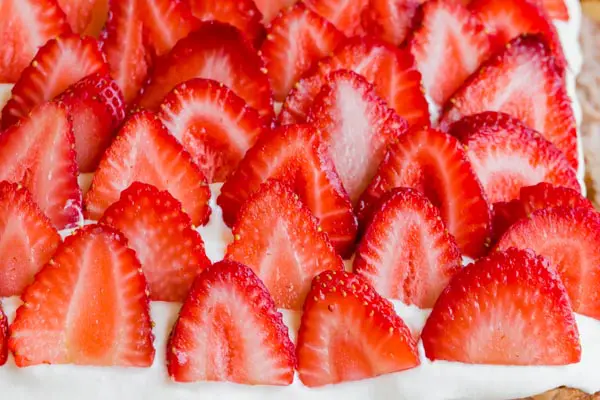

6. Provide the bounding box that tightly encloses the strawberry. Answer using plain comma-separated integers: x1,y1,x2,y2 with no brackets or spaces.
358,127,492,258
361,0,423,46
440,34,578,171
0,0,70,83
56,72,126,172
137,21,274,124
0,102,81,229
1,33,109,129
254,0,296,23
535,0,569,21
226,180,344,310
297,270,420,387
496,208,600,320
9,224,155,367
218,124,357,257
84,110,211,226
0,304,6,366
422,248,581,365
304,0,369,36
167,260,296,384
0,182,61,297
447,112,580,204
57,0,109,35
306,70,408,204
410,0,492,113
260,3,344,101
353,188,462,308
157,78,265,183
280,36,430,128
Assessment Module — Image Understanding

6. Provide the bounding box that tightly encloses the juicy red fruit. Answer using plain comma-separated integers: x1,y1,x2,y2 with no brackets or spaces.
304,0,369,36
57,0,109,34
0,305,6,366
361,0,423,46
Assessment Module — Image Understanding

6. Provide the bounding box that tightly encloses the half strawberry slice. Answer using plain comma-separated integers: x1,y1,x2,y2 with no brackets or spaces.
361,0,423,46
304,0,369,36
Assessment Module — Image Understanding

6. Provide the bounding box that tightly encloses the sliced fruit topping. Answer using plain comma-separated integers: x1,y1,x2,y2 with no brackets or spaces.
0,0,70,83
534,0,569,21
57,0,109,35
167,260,296,384
280,36,429,127
0,181,61,297
57,72,126,172
9,224,155,367
218,124,357,257
307,70,408,204
304,0,369,36
2,33,109,128
361,0,423,46
353,188,462,308
254,0,296,24
137,21,274,123
421,248,581,365
100,182,211,302
0,102,81,229
440,34,578,170
358,127,491,258
0,304,6,366
448,112,579,203
297,270,420,387
261,3,344,101
157,78,265,183
496,208,600,320
226,180,344,310
84,110,211,226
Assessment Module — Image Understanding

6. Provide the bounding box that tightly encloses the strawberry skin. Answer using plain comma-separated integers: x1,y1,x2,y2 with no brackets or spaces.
84,110,211,226
226,180,344,310
9,224,155,367
304,0,369,36
0,304,6,366
167,260,296,384
297,270,420,387
157,78,265,183
354,188,462,308
100,182,211,302
361,0,423,46
0,181,61,297
422,248,581,365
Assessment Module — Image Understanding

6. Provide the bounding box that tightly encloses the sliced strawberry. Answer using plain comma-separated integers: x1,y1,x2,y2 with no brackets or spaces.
218,124,357,257
440,34,578,171
410,0,492,113
448,112,579,204
0,304,6,366
167,260,296,384
297,270,420,387
1,33,108,129
361,0,423,46
226,180,344,310
57,0,109,35
422,248,581,365
137,21,274,123
358,127,492,258
84,110,211,226
157,78,265,183
261,3,344,101
534,0,569,21
280,36,430,127
304,0,369,36
0,0,70,83
0,102,81,229
306,70,408,204
254,0,296,23
353,188,462,308
9,224,155,367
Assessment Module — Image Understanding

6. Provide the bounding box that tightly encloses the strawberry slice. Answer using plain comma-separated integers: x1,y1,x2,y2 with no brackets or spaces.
84,110,211,226
496,208,600,320
280,36,430,127
440,34,578,171
167,260,296,384
0,102,81,229
0,0,70,83
535,0,569,21
0,182,61,297
137,21,274,123
304,0,369,36
307,70,408,204
9,224,155,367
57,0,109,35
260,3,344,101
226,180,344,310
448,112,579,203
57,72,126,172
254,0,296,23
218,124,357,257
353,188,462,308
358,127,492,258
100,182,211,302
0,304,6,366
297,270,420,387
410,0,492,113
422,248,581,365
157,78,265,183
1,33,109,129
361,0,423,46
